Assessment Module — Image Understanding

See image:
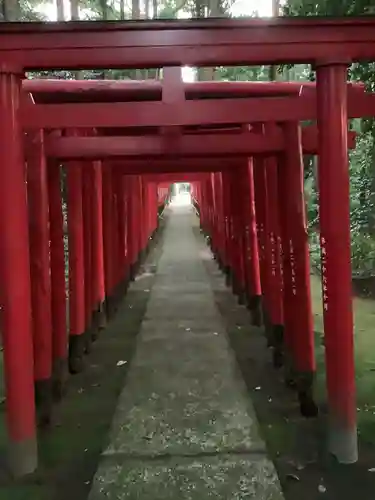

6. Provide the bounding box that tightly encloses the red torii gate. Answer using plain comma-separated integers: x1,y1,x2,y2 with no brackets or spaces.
25,114,357,464
23,77,360,440
1,16,375,475
42,126,355,159
21,80,373,129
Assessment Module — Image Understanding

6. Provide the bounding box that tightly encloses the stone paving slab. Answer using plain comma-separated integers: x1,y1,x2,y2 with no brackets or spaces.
145,305,218,319
149,284,213,294
139,318,225,339
133,334,230,360
139,326,226,343
90,455,283,500
89,205,284,500
103,343,265,457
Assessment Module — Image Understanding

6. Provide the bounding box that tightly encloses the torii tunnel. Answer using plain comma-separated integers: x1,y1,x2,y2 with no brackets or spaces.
2,16,375,477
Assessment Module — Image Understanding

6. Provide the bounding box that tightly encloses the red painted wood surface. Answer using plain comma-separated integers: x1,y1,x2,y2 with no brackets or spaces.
67,161,85,338
47,161,67,362
0,72,36,450
26,130,53,383
317,64,357,463
2,18,375,69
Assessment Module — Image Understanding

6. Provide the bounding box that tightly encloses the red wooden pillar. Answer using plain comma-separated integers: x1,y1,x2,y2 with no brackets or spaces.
277,156,295,380
0,70,37,476
210,174,222,265
143,180,148,247
254,157,282,362
114,170,127,290
102,164,115,316
110,168,120,296
141,180,147,252
135,177,142,266
197,183,202,207
153,183,159,233
221,170,233,285
146,182,152,238
133,177,140,266
148,183,155,244
264,157,284,365
209,176,217,254
278,122,317,416
208,174,217,254
242,160,262,325
138,176,146,260
151,182,158,237
202,179,210,238
147,182,156,242
82,165,93,352
67,161,85,374
201,180,210,236
208,174,220,256
138,177,146,258
229,171,247,302
126,177,133,279
47,161,67,399
145,182,150,247
216,173,226,271
253,160,271,320
316,63,357,463
26,130,53,426
91,161,106,329
148,183,155,246
198,181,206,233
127,176,138,281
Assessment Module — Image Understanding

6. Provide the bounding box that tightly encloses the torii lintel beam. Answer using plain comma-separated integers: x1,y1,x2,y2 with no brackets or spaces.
106,158,241,174
2,18,375,69
144,173,208,183
45,127,356,160
23,79,364,103
22,93,375,129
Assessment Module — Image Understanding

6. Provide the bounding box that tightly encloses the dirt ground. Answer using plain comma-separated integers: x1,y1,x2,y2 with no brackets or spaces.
2,220,375,499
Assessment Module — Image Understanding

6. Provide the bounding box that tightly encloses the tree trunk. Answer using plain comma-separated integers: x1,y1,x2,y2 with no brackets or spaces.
269,0,279,81
132,0,140,19
132,0,142,79
145,0,150,19
100,0,108,20
56,0,65,21
70,0,79,20
197,0,222,81
2,0,20,21
100,0,109,77
70,0,82,79
120,0,125,19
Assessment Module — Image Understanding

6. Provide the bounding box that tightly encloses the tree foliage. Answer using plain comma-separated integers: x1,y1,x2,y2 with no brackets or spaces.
283,0,375,276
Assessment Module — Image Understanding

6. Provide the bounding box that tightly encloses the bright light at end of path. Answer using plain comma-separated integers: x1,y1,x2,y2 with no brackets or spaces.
170,192,192,207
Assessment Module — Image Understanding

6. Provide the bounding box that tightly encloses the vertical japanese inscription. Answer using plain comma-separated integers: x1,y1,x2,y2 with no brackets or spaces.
270,232,277,277
289,238,297,296
320,235,328,311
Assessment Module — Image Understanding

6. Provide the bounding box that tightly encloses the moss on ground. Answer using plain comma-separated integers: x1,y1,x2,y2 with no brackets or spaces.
203,243,375,500
0,233,164,500
310,274,375,446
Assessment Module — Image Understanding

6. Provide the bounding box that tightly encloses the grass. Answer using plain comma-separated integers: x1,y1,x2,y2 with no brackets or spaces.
310,274,375,445
207,258,375,500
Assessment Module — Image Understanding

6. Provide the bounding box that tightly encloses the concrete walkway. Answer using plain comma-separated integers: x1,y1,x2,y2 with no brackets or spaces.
89,205,284,499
